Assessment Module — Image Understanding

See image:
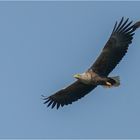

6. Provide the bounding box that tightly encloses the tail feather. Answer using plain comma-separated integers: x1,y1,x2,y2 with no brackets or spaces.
102,76,120,88
111,76,120,87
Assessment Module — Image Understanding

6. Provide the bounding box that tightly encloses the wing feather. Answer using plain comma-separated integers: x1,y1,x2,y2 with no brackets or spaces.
43,81,96,109
91,17,139,76
117,18,129,32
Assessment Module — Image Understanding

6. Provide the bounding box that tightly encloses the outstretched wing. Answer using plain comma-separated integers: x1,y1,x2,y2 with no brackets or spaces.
91,17,139,76
43,81,96,109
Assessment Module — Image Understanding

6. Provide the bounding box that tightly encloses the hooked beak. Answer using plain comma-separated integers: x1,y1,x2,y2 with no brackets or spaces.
73,74,80,79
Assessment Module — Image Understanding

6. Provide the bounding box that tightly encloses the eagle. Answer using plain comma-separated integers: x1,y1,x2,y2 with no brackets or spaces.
43,17,140,109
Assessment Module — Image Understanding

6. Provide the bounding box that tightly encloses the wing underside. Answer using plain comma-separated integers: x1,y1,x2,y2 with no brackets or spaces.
43,81,96,109
91,17,136,76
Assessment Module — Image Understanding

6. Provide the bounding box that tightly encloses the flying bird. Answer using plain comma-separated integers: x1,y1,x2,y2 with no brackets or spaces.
43,17,140,109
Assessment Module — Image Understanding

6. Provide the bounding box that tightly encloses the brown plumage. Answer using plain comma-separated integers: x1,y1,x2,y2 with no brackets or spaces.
92,18,140,76
43,17,140,109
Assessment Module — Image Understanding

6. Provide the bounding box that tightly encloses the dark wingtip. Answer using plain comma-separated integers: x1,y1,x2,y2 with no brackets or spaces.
47,100,53,107
112,21,118,33
43,98,51,104
51,101,57,109
57,103,60,109
133,21,140,30
42,95,61,109
41,95,49,100
112,17,137,34
115,17,124,32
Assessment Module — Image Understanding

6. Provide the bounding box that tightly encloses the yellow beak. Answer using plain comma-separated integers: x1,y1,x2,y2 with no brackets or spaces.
74,74,80,79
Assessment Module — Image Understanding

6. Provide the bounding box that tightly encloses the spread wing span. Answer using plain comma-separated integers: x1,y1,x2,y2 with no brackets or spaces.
43,17,140,109
43,81,96,109
91,17,140,76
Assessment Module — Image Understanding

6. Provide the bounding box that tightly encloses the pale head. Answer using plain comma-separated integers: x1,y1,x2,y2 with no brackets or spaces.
73,72,92,84
73,73,82,79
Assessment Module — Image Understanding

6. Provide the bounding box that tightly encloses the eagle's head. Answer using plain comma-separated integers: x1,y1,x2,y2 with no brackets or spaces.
73,72,91,84
73,74,82,79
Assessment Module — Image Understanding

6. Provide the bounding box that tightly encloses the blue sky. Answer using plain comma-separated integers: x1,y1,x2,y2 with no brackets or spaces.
0,1,140,139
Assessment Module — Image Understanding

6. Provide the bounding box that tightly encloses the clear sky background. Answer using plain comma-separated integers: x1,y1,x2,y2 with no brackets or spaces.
0,1,140,139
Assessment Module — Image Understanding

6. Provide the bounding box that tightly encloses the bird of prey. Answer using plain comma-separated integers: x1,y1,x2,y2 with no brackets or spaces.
43,17,140,109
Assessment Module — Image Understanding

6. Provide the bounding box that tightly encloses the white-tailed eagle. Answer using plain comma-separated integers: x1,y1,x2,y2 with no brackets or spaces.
43,17,140,109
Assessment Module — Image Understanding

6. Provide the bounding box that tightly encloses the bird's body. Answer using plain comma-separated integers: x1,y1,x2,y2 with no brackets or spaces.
74,69,120,87
43,17,140,109
74,70,99,85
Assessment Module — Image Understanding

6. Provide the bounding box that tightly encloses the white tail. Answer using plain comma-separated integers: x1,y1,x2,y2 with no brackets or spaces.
111,76,120,87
